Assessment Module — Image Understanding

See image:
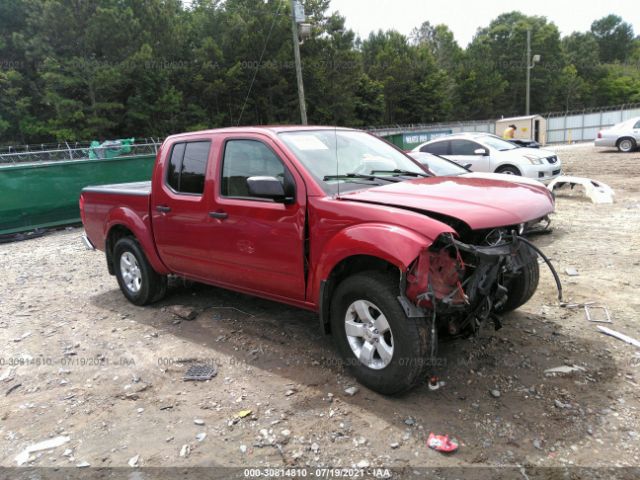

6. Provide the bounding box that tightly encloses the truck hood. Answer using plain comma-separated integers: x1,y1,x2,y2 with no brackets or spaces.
338,176,554,230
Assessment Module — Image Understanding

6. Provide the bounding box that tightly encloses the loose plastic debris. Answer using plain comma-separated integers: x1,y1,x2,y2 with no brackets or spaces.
547,175,615,204
597,326,640,349
15,436,70,465
544,365,586,376
427,433,459,453
584,304,612,324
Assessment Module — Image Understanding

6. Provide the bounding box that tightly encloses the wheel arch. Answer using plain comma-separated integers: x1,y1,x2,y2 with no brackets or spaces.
495,163,521,175
616,136,637,151
104,207,169,276
313,223,438,334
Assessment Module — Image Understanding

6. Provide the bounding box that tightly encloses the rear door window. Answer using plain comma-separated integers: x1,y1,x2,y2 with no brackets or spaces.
166,141,211,194
421,140,450,155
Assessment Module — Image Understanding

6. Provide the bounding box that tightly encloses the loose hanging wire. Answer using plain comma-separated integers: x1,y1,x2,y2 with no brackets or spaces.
237,0,284,125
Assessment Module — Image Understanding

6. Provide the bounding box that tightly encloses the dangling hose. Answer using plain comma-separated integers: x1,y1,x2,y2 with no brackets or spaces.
514,234,564,302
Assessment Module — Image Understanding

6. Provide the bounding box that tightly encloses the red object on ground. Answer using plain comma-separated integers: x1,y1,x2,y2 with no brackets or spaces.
427,433,459,453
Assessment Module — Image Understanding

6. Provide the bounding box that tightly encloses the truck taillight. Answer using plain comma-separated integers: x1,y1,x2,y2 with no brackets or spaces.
79,193,86,224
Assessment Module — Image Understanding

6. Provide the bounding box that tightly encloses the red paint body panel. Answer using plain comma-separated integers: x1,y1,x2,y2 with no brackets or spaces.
340,176,554,230
80,126,555,312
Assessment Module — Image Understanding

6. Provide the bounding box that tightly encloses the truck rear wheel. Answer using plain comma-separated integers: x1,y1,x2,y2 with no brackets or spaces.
113,237,167,306
330,271,434,395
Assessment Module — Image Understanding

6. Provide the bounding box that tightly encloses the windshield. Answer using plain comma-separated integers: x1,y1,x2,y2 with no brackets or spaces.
279,130,429,193
482,136,517,151
408,152,468,176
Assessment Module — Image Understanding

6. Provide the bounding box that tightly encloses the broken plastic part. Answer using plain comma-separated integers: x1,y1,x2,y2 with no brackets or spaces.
547,175,615,204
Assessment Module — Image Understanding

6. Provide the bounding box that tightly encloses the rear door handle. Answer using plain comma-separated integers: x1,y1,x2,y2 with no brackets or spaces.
156,205,171,213
209,211,228,220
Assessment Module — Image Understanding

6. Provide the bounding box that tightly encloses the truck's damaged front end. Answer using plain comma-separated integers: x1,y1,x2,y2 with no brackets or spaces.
401,229,561,339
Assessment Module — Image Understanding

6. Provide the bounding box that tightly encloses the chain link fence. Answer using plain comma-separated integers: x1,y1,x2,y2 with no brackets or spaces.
545,103,640,143
367,103,640,145
0,140,161,165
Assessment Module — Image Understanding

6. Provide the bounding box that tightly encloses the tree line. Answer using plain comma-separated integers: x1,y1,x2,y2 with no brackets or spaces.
0,0,638,145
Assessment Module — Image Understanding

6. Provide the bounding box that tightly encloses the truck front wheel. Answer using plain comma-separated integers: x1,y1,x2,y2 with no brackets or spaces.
330,271,434,395
497,249,539,313
113,237,167,306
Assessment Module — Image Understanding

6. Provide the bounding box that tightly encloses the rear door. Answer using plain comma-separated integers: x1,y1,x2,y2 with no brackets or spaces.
151,138,216,278
207,135,307,301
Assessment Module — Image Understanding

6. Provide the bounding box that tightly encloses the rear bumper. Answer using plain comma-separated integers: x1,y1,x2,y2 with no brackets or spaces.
594,138,616,148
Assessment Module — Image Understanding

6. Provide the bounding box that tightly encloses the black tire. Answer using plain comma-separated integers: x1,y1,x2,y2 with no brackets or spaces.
617,137,636,153
497,248,539,313
113,237,167,306
496,165,521,176
330,271,435,395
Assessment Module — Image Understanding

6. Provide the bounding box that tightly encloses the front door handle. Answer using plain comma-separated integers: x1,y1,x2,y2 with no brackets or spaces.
209,211,228,220
156,205,171,213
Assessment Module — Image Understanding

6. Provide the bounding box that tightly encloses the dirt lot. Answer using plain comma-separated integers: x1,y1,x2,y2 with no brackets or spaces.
1,144,640,477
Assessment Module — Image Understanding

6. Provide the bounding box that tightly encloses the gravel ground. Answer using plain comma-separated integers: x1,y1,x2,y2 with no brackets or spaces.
1,144,639,477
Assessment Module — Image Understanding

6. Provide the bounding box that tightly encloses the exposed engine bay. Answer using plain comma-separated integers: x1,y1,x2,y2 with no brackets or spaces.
400,227,562,339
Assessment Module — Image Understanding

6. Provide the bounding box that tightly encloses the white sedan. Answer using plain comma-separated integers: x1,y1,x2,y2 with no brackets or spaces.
595,117,640,152
412,133,562,183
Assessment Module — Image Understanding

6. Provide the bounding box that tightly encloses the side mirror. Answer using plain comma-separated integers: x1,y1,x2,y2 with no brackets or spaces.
474,148,489,156
246,176,292,203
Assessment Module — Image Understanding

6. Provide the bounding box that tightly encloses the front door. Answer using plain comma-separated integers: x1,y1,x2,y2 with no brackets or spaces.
208,136,307,301
447,139,492,172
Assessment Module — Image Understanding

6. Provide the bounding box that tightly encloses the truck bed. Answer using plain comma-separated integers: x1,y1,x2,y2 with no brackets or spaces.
81,181,152,252
82,181,151,196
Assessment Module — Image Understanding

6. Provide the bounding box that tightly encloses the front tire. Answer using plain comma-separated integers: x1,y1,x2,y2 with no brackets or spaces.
617,137,636,153
497,248,539,313
113,237,167,306
496,165,521,176
330,271,434,395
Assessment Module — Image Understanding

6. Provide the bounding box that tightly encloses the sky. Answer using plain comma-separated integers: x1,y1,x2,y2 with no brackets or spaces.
328,0,639,46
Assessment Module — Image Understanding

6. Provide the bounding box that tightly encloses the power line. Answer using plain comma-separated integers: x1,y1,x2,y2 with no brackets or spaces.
236,1,284,125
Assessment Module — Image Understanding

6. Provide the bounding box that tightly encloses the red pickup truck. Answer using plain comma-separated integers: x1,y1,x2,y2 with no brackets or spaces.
80,126,556,394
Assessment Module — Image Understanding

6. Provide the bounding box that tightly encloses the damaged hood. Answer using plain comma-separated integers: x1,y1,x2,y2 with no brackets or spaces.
339,176,554,230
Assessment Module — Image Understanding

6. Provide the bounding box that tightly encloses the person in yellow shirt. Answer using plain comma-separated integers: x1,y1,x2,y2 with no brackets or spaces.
503,124,517,139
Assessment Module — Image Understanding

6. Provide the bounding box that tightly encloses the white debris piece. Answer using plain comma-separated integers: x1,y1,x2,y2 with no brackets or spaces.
598,326,640,349
15,436,70,465
179,444,190,457
547,176,615,204
544,365,586,376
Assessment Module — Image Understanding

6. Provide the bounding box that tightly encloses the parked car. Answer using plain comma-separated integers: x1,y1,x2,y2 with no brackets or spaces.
80,127,556,394
409,151,548,187
508,138,541,149
412,133,562,183
595,117,640,152
409,151,553,234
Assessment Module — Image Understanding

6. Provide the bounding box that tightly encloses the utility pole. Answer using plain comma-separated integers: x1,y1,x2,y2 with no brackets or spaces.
290,0,308,125
525,29,540,116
